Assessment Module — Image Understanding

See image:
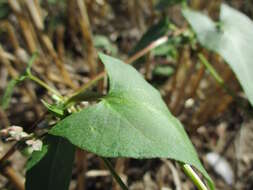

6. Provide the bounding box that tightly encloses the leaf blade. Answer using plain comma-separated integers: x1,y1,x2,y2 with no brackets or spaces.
25,135,75,190
183,4,253,106
1,79,19,110
50,53,213,189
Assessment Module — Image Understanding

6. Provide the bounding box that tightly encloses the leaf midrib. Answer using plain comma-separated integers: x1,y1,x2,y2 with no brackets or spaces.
103,94,190,154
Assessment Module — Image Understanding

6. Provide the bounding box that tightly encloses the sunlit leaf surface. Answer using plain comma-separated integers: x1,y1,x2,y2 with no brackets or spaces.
183,4,253,106
50,53,214,189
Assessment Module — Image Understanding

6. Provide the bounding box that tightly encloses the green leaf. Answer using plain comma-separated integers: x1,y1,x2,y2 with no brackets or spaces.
183,4,253,106
1,53,38,110
1,79,19,110
94,35,118,56
153,65,175,77
152,42,178,61
50,53,214,189
25,135,75,190
26,52,38,74
0,1,10,19
0,75,27,110
41,99,65,118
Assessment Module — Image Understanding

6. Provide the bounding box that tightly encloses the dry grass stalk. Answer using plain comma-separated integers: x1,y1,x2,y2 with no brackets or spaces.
76,150,87,190
0,21,19,51
128,0,146,32
165,49,184,106
23,0,77,88
40,34,77,88
1,165,24,190
76,0,97,76
168,47,190,110
135,1,146,32
215,94,233,116
192,59,235,127
8,0,38,53
56,25,65,61
207,0,222,19
126,36,168,64
190,0,203,9
67,0,79,46
185,50,209,100
0,46,18,78
187,64,205,99
208,67,235,119
0,107,10,127
25,0,44,31
191,97,217,128
171,53,195,116
113,158,127,190
0,21,30,67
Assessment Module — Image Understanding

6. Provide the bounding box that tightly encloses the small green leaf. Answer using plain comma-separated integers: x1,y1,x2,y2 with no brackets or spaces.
1,79,18,110
41,100,65,117
26,52,38,74
152,42,178,61
183,4,253,106
25,135,75,190
153,65,175,77
50,53,214,189
0,76,27,110
1,53,38,110
94,35,118,56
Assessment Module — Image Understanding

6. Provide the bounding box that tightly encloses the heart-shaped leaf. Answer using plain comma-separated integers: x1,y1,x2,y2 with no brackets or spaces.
183,4,253,106
25,135,75,190
50,53,213,189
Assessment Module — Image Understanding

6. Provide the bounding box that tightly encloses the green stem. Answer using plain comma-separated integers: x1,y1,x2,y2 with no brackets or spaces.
65,72,105,104
198,53,239,98
28,74,63,100
198,53,224,85
102,158,129,190
181,164,208,190
27,52,39,73
198,53,253,119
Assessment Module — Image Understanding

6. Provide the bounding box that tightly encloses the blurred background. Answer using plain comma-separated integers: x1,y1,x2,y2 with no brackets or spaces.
0,0,253,189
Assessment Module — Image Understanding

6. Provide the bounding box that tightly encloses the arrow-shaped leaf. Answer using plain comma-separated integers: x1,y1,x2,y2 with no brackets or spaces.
50,53,213,189
183,4,253,106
